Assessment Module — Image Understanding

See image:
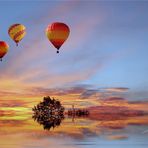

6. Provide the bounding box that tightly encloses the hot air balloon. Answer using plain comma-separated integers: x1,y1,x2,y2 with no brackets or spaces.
45,22,70,53
8,24,26,46
0,41,9,61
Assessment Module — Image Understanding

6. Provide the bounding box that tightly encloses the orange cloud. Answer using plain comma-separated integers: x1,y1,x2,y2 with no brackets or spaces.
0,100,27,107
102,87,129,92
107,135,128,140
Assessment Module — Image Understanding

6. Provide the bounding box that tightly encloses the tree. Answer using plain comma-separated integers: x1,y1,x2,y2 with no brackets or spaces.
32,96,65,130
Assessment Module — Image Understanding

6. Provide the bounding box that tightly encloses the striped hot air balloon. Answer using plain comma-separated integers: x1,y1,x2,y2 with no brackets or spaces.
45,22,70,53
8,24,26,46
0,41,9,61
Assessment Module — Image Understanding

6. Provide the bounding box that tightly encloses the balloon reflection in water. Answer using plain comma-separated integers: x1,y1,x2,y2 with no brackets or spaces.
32,96,65,130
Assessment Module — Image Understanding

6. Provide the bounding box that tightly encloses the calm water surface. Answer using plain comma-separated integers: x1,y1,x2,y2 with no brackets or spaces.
0,113,148,148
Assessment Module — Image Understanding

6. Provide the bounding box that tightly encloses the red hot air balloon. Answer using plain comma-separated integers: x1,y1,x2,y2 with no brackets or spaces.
0,41,9,61
45,22,70,53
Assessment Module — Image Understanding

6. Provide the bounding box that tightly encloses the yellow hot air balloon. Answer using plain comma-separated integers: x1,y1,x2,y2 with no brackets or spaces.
46,22,70,53
8,24,26,46
0,41,9,61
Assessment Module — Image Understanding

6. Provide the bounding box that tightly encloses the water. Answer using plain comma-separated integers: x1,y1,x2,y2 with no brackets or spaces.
0,114,148,148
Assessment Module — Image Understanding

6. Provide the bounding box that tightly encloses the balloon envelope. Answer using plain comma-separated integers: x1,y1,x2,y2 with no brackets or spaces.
8,24,26,46
46,22,70,53
0,41,9,61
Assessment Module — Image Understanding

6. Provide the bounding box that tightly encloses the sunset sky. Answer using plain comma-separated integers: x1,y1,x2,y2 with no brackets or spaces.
0,1,148,108
0,1,148,148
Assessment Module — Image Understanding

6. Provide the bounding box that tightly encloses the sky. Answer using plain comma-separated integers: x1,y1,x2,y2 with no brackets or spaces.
0,1,148,148
0,0,148,106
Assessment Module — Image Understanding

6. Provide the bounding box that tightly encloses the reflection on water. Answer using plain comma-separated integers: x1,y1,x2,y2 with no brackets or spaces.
33,114,64,130
0,110,148,147
0,115,148,148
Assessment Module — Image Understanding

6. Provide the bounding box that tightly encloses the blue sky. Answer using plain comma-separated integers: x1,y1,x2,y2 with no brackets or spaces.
0,1,148,100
